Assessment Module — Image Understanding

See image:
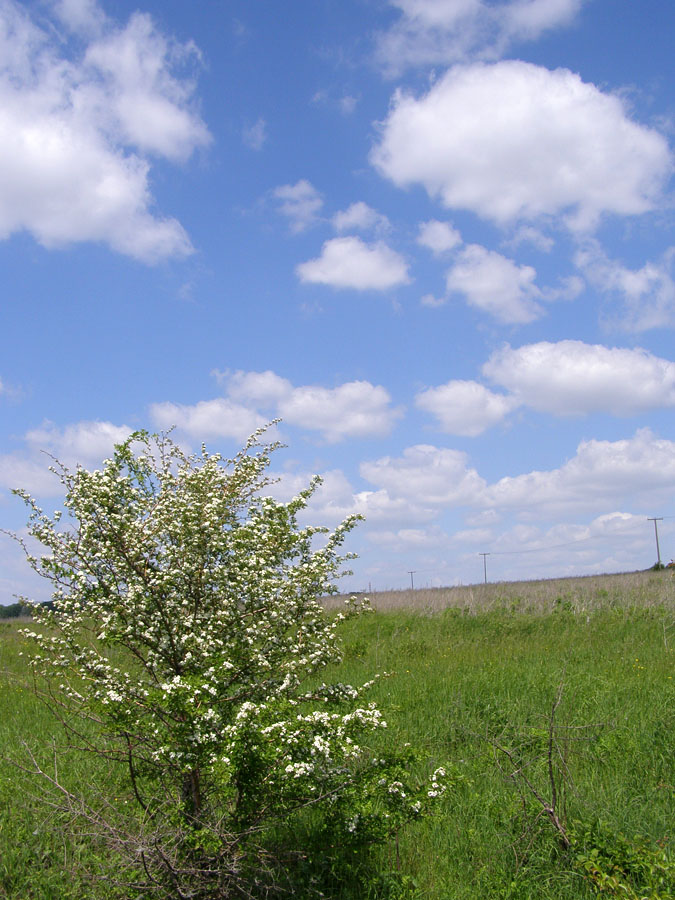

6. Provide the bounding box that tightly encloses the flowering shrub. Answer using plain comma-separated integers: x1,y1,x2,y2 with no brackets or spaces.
15,427,445,898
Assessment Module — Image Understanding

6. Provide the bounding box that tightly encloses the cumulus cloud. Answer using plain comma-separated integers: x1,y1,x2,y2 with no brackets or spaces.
278,382,402,442
0,419,133,496
296,236,410,291
371,61,672,231
159,371,402,444
412,340,675,436
149,399,266,443
82,14,209,161
356,429,675,526
376,0,583,74
23,420,133,463
415,380,518,435
361,444,486,506
271,468,421,526
226,370,292,406
417,219,462,255
332,202,390,234
445,244,543,323
0,0,210,262
483,341,675,416
273,179,323,233
482,428,675,515
575,240,675,331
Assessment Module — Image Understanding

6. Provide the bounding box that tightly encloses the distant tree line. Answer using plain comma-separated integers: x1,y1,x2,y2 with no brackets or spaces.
0,602,28,619
0,601,53,619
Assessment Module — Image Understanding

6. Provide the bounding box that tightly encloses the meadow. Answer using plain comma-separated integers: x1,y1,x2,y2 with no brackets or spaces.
1,568,674,899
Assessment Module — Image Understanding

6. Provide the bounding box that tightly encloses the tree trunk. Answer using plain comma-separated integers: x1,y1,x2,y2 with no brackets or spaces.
182,768,202,821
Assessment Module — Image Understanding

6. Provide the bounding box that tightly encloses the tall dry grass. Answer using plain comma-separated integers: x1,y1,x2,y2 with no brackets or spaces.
328,568,675,614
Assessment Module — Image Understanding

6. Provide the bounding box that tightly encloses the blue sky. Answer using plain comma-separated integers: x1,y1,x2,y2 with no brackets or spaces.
2,0,675,599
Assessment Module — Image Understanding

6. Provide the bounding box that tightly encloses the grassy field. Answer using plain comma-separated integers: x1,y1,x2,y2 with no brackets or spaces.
1,569,674,898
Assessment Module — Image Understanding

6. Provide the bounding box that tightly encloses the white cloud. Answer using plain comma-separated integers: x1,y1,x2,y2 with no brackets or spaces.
0,419,133,497
332,202,390,234
1,525,61,605
367,524,451,551
0,455,68,498
23,420,133,464
482,428,675,515
506,225,554,252
416,380,518,435
575,241,675,331
297,236,410,291
371,61,672,231
356,429,675,526
82,13,209,162
504,0,582,37
271,468,426,527
278,382,401,442
417,219,462,255
165,371,402,444
242,117,267,150
540,275,584,303
361,444,486,506
449,526,493,545
228,372,401,442
53,0,106,35
149,399,267,443
273,179,323,233
445,244,543,323
0,1,210,262
376,0,583,73
483,341,675,416
497,513,645,553
226,370,293,406
477,511,653,581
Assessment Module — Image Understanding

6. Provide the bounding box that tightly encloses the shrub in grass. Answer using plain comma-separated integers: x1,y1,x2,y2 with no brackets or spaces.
11,427,444,899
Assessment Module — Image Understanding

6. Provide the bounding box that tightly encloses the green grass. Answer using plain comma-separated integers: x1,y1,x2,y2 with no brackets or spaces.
331,603,675,898
2,571,674,898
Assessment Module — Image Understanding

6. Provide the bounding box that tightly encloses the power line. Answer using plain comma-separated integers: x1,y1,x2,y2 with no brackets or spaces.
488,533,607,555
476,515,674,559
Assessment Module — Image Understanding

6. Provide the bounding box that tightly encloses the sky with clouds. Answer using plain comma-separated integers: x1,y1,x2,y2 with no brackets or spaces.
2,0,675,599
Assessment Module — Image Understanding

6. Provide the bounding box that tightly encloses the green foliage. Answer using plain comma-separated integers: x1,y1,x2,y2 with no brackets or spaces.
9,428,444,899
0,602,29,619
572,822,675,898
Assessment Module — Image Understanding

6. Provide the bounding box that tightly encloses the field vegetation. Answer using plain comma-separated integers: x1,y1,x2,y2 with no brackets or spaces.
2,568,674,898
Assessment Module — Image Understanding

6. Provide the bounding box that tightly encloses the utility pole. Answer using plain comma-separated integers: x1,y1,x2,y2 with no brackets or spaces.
408,570,416,590
479,552,490,584
648,517,664,567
